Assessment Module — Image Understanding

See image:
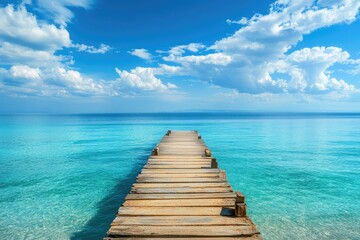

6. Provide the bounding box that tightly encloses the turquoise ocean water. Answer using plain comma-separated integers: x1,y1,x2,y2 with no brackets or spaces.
0,113,359,240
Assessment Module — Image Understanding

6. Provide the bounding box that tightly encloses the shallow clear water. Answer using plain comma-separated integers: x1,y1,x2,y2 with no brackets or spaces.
0,113,359,239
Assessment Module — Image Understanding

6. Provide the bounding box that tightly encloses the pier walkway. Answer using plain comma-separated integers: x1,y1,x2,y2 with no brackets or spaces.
105,130,261,239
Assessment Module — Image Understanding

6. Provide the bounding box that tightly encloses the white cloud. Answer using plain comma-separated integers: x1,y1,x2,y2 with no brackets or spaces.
0,5,71,51
226,17,248,25
27,0,93,26
284,47,354,92
0,65,107,96
165,53,232,66
345,59,360,75
159,0,360,95
129,48,152,60
264,47,355,93
0,5,71,67
2,0,360,99
0,4,115,97
73,43,112,54
9,65,41,80
114,67,177,93
0,42,64,67
43,67,106,96
154,64,182,75
168,43,206,56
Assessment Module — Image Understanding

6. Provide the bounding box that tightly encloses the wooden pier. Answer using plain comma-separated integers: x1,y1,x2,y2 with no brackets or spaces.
105,130,261,239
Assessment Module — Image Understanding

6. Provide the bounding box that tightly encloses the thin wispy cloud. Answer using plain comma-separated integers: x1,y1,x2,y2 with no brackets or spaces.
226,17,248,25
23,0,94,26
73,43,112,54
128,48,152,60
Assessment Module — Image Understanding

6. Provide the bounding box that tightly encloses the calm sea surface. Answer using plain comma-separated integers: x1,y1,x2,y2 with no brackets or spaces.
0,113,359,239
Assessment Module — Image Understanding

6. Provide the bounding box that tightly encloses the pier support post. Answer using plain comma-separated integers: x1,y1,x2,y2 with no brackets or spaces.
151,147,159,156
235,190,247,217
198,135,202,139
205,149,212,157
211,158,218,168
219,170,227,180
166,130,171,136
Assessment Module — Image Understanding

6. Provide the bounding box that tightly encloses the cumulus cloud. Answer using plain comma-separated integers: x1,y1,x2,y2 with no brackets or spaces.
0,63,179,97
159,0,360,95
73,43,112,54
2,0,360,99
0,5,71,51
0,3,116,97
129,48,152,60
114,67,177,93
280,47,353,92
0,42,64,67
0,65,107,96
0,4,71,72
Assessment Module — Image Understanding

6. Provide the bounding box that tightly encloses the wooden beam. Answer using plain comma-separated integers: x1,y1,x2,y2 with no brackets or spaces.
211,158,218,168
205,149,212,157
219,170,227,180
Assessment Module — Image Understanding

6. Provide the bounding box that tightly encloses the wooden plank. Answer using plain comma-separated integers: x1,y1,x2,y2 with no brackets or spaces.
111,216,252,226
105,236,263,240
158,153,205,156
158,144,206,147
136,178,226,183
131,187,233,194
146,161,211,165
158,146,206,149
137,173,219,178
118,207,235,216
125,193,235,200
144,165,210,169
122,198,234,207
141,169,220,173
147,160,212,163
107,225,259,237
132,182,229,188
149,156,212,159
158,147,204,150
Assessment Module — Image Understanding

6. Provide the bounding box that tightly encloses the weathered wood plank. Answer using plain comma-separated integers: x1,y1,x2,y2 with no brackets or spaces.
137,173,218,178
117,206,235,216
141,169,220,173
105,236,263,240
125,193,235,200
107,225,259,237
144,164,211,169
136,177,226,183
111,216,252,226
132,182,229,188
146,161,211,165
149,156,212,159
131,187,233,194
122,198,234,207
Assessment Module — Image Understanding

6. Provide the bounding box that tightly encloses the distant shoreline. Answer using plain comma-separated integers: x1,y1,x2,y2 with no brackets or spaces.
1,112,360,118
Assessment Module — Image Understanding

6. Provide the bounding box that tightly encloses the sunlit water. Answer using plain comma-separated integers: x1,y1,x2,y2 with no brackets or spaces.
0,113,359,239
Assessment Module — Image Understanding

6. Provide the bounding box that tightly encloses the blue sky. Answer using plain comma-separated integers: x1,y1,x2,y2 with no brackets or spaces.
0,0,360,113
